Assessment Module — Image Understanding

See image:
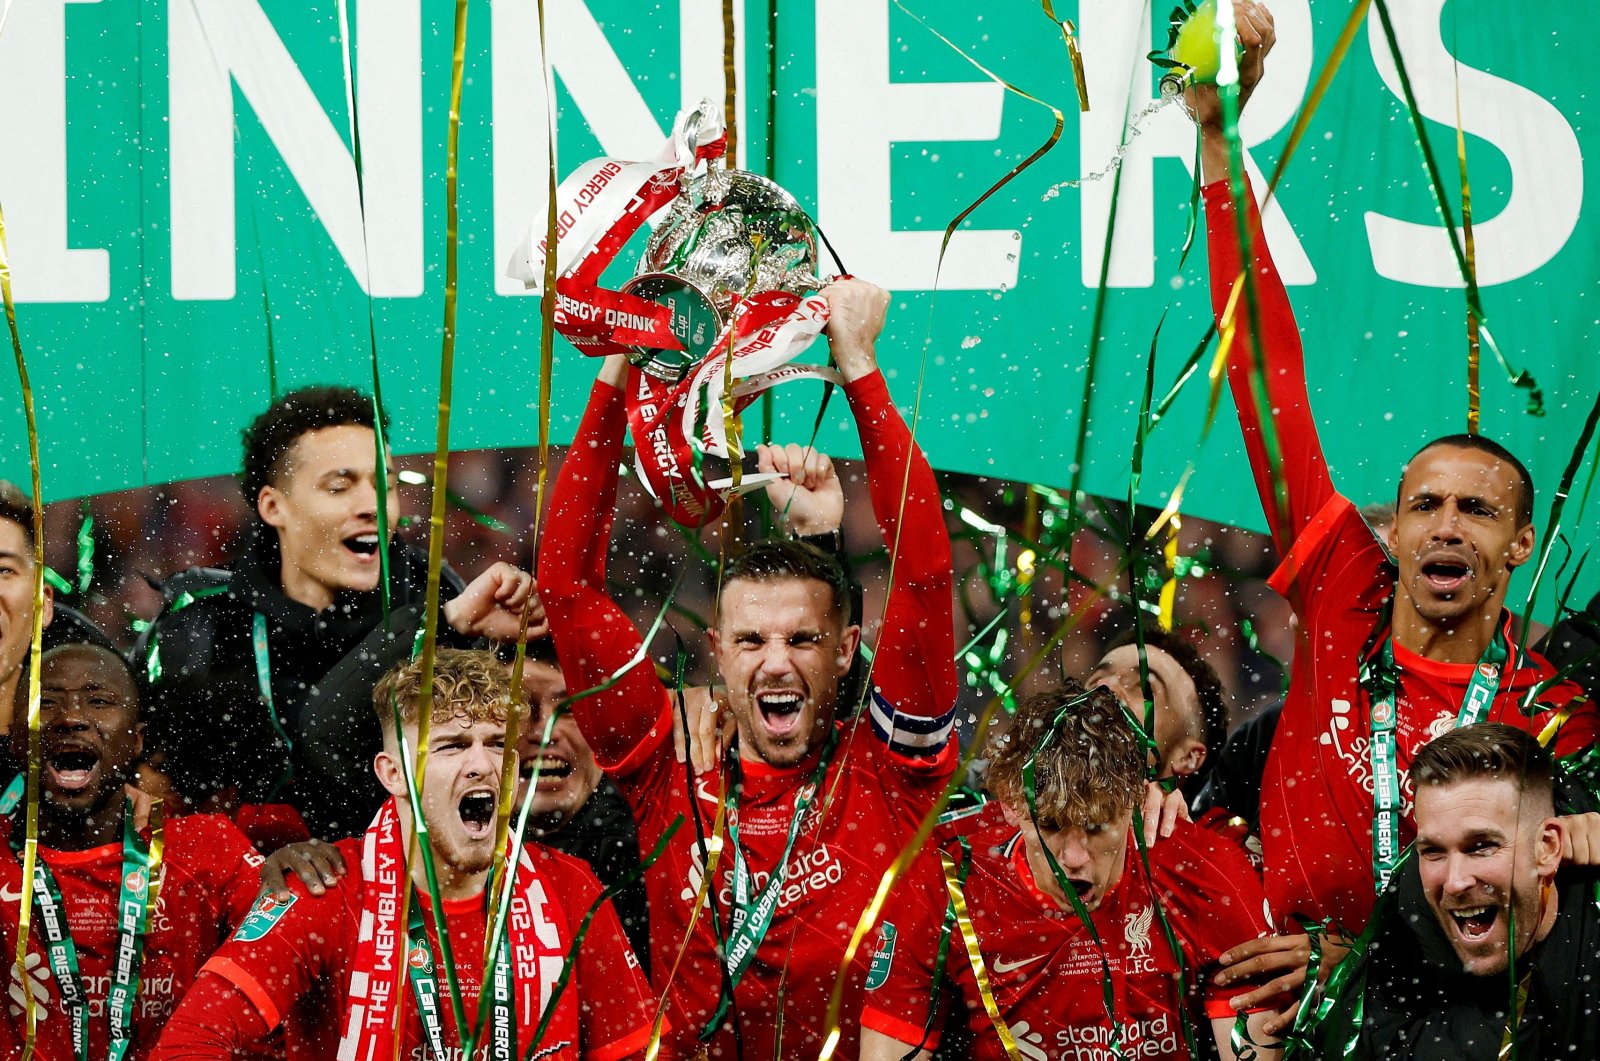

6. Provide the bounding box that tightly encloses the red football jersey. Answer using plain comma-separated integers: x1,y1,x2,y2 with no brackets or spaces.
196,840,653,1061
539,371,961,1061
1204,180,1599,934
0,813,263,1061
862,822,1273,1061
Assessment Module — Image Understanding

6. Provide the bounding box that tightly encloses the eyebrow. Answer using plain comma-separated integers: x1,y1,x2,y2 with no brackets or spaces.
1417,827,1506,847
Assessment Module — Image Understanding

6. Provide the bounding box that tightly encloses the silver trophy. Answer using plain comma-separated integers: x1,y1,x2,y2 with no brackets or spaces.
621,144,822,381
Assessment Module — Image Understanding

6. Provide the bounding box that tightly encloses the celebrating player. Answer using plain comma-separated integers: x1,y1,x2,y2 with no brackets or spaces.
149,648,655,1061
858,681,1278,1061
135,386,539,845
0,644,265,1060
1193,2,1598,946
536,277,961,1060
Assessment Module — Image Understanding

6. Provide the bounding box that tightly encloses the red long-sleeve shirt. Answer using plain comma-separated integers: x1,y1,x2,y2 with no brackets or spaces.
537,369,958,1060
1205,179,1597,933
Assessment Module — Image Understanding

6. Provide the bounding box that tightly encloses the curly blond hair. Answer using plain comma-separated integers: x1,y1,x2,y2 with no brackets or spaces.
373,647,512,739
986,682,1145,831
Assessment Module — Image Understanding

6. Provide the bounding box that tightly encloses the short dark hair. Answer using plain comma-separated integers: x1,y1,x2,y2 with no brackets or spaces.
1102,624,1229,760
0,480,36,549
1412,722,1554,815
1403,434,1535,527
986,682,1145,830
718,538,851,625
240,386,384,510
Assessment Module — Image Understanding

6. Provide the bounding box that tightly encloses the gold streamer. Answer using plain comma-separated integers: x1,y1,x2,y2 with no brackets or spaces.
484,604,538,970
532,0,560,537
1147,278,1244,539
0,203,48,1061
1157,514,1182,631
721,0,739,160
940,848,1022,1061
1039,4,1089,112
643,792,729,1061
395,0,472,1050
1454,65,1481,435
1261,0,1372,204
142,800,166,931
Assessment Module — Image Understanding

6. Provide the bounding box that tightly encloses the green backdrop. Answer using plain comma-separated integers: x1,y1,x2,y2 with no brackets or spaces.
1,0,1595,604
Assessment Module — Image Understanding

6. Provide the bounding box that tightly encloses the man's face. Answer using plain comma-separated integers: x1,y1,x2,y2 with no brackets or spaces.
389,713,506,878
257,425,400,603
0,518,52,700
1013,806,1132,913
1389,446,1535,628
18,648,142,819
1087,644,1205,779
710,577,860,769
517,662,601,824
1415,777,1561,976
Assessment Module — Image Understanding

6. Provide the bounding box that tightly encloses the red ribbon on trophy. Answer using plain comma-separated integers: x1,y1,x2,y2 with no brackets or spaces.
508,101,838,527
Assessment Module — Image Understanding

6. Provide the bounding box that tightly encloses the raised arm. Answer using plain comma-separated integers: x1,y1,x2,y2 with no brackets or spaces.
536,355,673,773
1193,2,1336,557
826,280,958,753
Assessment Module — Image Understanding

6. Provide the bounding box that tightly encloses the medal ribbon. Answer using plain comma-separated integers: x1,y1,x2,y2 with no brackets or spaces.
699,728,839,1039
4,795,163,1061
250,612,296,795
1360,628,1508,893
405,899,515,1061
339,802,564,1061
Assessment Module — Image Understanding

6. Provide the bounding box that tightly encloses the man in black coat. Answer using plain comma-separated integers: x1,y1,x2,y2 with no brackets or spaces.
1309,723,1600,1059
134,386,538,846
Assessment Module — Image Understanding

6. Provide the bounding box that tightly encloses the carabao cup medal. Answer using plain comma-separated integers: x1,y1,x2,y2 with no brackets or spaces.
620,136,823,382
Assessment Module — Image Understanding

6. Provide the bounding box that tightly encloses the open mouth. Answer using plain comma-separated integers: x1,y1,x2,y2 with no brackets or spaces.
1448,904,1499,943
1421,558,1472,594
343,533,381,559
457,791,496,839
45,749,99,794
520,755,574,784
754,689,806,738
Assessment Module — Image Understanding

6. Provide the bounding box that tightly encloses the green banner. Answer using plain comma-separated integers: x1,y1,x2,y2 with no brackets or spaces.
0,0,1595,594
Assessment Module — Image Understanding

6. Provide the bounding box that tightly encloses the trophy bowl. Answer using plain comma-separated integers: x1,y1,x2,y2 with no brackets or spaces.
622,169,822,381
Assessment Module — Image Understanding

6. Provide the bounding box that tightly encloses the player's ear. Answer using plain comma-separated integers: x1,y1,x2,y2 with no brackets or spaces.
1507,521,1536,569
1171,737,1206,778
373,750,407,798
836,624,861,676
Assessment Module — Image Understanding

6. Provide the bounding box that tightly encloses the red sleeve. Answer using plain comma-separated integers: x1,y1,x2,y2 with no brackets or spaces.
859,851,952,1049
1149,825,1275,1017
149,970,272,1059
557,862,656,1061
537,377,673,775
845,371,959,757
192,876,352,1033
194,815,270,929
1203,178,1336,559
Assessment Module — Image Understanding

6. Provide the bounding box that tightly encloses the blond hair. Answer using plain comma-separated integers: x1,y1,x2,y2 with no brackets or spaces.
372,647,512,739
986,683,1145,831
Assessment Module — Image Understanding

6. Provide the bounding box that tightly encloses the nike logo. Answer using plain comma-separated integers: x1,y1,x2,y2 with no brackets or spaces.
992,954,1047,975
694,779,719,807
0,884,21,903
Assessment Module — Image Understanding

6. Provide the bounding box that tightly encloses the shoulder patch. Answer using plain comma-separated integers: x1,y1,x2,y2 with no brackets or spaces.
233,892,297,942
865,921,897,990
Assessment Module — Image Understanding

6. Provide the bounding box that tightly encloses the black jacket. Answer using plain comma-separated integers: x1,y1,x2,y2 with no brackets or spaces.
1354,862,1600,1059
133,526,468,842
536,777,651,976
